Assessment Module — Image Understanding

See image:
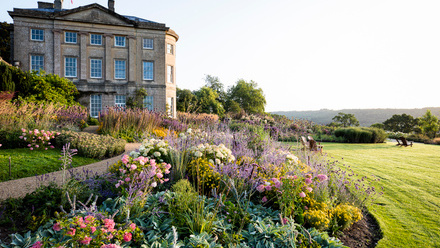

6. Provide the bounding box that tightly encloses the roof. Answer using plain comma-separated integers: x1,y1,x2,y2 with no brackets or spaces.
8,3,169,31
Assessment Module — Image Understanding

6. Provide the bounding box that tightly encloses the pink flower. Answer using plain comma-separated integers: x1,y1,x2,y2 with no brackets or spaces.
91,226,97,233
256,184,265,192
30,147,33,150
101,244,122,248
130,164,137,170
156,173,163,179
151,182,157,187
21,128,26,132
50,145,55,149
67,228,76,236
27,144,32,147
265,185,272,191
262,196,268,202
19,136,23,139
317,174,328,182
80,236,92,245
53,222,62,231
35,145,39,148
30,241,43,248
121,154,130,164
305,178,312,185
282,218,288,225
129,223,136,231
85,215,95,224
103,218,115,230
115,183,120,188
123,232,132,242
299,192,306,198
306,187,313,192
125,177,130,182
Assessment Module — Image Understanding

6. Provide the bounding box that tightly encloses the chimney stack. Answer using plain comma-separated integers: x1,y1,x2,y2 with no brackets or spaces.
108,0,115,12
54,0,63,10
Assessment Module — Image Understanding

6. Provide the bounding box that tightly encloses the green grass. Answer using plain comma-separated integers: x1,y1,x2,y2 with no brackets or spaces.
321,141,440,248
0,148,99,182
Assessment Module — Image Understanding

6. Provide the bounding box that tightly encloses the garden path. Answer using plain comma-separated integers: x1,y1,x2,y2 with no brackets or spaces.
0,143,141,200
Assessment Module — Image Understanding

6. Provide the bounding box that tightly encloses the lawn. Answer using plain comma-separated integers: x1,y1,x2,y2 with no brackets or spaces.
0,148,99,182
321,141,440,248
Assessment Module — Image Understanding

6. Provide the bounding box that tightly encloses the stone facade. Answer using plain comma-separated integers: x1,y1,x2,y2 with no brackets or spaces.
8,0,178,117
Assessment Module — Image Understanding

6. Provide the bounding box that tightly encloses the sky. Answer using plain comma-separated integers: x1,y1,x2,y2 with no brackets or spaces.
2,0,440,112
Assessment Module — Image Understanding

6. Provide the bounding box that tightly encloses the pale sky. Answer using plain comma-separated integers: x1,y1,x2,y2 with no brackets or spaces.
2,0,440,111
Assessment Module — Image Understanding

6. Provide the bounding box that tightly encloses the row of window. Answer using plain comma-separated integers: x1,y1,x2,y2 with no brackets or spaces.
30,29,174,53
30,55,174,82
90,94,154,117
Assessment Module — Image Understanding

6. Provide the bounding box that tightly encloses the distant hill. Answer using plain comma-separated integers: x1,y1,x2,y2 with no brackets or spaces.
271,107,440,126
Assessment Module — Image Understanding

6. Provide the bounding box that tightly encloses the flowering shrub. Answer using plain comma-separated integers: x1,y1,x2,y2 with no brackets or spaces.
187,158,221,191
152,127,175,139
331,203,363,230
48,215,143,247
109,154,171,194
304,209,331,231
189,143,235,165
130,138,171,163
19,128,58,150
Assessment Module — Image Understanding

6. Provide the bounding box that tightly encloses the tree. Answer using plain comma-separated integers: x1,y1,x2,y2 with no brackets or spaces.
227,79,266,114
418,110,439,138
0,22,12,63
176,87,197,112
383,114,417,133
204,75,227,107
332,112,359,127
194,86,225,116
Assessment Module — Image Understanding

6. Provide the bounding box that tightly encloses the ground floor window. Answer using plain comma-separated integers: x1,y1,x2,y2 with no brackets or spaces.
143,96,154,111
90,94,102,118
115,95,126,107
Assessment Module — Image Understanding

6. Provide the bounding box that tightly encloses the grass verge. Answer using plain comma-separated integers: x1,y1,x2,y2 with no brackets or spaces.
0,148,99,182
321,141,440,248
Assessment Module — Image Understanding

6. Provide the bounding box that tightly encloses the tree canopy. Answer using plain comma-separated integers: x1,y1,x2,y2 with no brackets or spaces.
227,79,266,114
331,112,359,127
383,114,417,133
418,110,439,138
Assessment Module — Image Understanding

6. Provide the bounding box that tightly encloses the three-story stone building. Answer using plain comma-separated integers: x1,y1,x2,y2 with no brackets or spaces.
8,0,178,117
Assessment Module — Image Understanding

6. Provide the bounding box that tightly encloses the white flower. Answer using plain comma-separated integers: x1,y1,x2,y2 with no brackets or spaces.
130,151,140,158
153,151,161,157
194,151,203,158
215,158,221,164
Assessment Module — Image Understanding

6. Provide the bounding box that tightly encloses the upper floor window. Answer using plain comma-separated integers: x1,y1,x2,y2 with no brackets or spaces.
65,32,77,44
143,61,154,80
65,57,77,78
115,95,126,107
90,34,102,45
31,29,44,41
167,43,174,54
114,60,126,79
90,59,102,78
30,55,44,73
143,38,153,49
115,36,126,47
167,65,174,83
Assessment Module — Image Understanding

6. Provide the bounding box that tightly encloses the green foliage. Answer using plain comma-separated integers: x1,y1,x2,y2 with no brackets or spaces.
54,130,126,159
168,180,199,232
332,112,359,127
126,88,148,109
176,87,197,112
0,62,14,92
194,86,225,117
383,114,417,133
334,127,387,143
227,79,266,114
418,109,439,138
0,22,12,63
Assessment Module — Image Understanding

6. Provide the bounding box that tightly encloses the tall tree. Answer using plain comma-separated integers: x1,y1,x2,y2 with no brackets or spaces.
418,110,439,138
0,22,11,63
176,87,197,112
383,114,417,133
194,86,225,116
204,75,227,107
227,79,266,114
332,112,359,127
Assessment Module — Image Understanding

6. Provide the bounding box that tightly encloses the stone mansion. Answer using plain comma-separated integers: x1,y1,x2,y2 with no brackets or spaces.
8,0,178,117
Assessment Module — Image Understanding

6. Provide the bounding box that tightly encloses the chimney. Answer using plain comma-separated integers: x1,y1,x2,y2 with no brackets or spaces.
38,2,54,9
54,0,63,10
108,0,115,12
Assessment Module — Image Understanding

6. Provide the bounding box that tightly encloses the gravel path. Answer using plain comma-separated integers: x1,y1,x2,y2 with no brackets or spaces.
0,143,141,200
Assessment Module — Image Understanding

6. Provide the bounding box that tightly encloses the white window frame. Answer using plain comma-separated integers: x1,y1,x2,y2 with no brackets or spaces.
143,95,154,111
167,43,174,54
90,34,102,45
167,65,174,83
65,31,77,44
31,29,44,41
65,57,77,78
30,55,44,72
115,95,126,107
90,59,102,78
114,60,126,79
114,36,126,47
143,61,154,80
90,94,102,118
143,38,154,49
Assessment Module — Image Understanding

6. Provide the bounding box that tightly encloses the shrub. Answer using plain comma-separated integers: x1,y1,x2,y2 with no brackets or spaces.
334,127,387,143
55,131,126,159
331,203,363,231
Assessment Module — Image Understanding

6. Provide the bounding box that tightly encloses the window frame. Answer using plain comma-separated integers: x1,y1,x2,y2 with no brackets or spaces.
167,65,174,83
90,94,102,118
115,95,126,108
64,31,77,44
90,34,103,45
143,38,154,49
143,95,154,110
64,57,78,78
90,58,103,79
30,55,44,73
114,36,126,47
142,61,154,81
114,59,126,79
167,43,174,54
30,29,44,41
